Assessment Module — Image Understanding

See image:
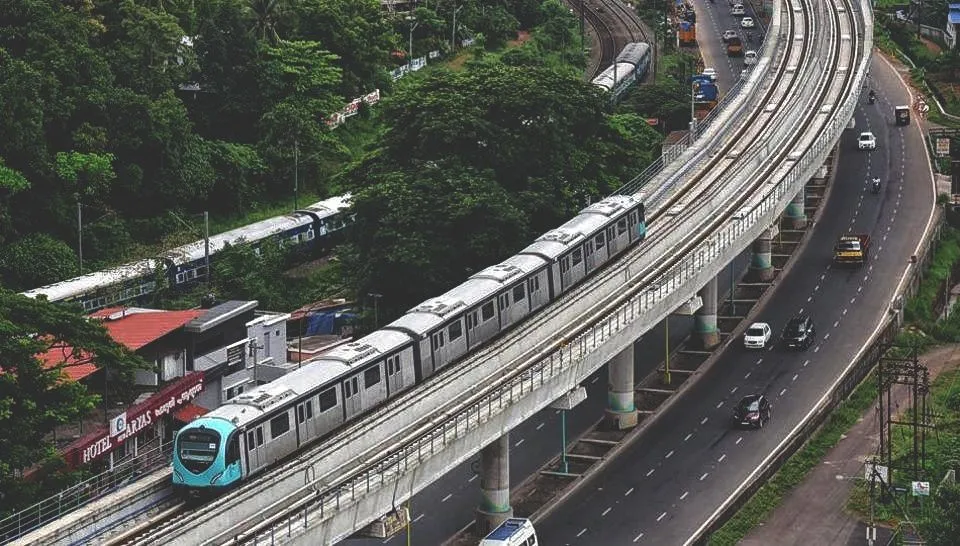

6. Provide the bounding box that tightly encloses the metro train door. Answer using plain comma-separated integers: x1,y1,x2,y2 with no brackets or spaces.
342,376,363,419
583,239,597,272
606,224,620,255
245,426,265,474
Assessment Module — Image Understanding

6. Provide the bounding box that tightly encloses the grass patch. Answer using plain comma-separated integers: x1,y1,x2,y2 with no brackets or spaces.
707,370,881,545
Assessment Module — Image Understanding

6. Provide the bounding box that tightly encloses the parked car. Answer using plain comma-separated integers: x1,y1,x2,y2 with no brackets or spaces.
733,394,772,428
744,50,758,65
723,29,740,43
743,322,772,349
858,131,877,150
741,16,755,28
781,315,816,350
702,67,718,81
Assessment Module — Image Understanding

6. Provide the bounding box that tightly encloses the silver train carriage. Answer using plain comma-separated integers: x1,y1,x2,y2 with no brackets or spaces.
172,195,645,495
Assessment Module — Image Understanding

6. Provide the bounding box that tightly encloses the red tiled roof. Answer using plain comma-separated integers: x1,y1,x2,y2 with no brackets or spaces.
173,402,208,423
37,343,98,382
91,308,204,351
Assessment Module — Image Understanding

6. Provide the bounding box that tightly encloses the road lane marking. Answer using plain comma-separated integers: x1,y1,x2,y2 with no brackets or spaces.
514,439,525,447
699,473,709,481
736,436,743,444
716,401,724,408
442,493,452,503
803,359,810,367
792,374,799,382
646,468,656,477
684,433,693,442
536,422,545,430
626,487,634,496
657,512,668,522
634,533,644,542
701,417,709,425
603,507,612,516
779,388,787,396
577,528,587,537
666,450,675,459
718,454,727,463
414,513,425,522
731,386,738,394
680,491,689,500
468,474,477,482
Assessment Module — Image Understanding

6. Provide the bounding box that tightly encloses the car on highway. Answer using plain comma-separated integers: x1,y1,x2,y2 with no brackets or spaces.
723,29,740,43
733,394,772,428
744,50,758,65
858,131,877,150
702,67,718,81
731,3,746,16
781,315,816,350
743,322,772,349
741,16,756,28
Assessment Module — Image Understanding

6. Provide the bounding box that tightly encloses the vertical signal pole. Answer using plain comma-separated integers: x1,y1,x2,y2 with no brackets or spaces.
204,211,211,285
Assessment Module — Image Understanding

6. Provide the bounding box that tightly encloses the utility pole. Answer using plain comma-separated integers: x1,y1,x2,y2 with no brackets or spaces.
452,2,463,51
293,138,299,211
407,16,419,68
77,200,83,274
204,211,210,285
368,293,383,328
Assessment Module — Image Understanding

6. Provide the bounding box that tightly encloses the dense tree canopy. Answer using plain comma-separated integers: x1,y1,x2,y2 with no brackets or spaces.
339,60,661,316
0,289,146,511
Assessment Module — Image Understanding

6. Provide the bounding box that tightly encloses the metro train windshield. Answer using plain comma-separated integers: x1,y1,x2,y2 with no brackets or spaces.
177,428,221,473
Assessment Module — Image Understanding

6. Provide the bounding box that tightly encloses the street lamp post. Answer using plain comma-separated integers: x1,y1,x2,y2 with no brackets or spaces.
406,16,419,68
293,138,299,211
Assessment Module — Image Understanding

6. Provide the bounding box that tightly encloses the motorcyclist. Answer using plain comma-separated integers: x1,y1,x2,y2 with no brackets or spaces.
868,89,876,103
872,177,881,193
746,31,753,43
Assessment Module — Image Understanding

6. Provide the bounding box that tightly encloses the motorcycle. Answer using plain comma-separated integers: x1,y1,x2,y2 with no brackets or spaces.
868,91,876,104
872,179,881,194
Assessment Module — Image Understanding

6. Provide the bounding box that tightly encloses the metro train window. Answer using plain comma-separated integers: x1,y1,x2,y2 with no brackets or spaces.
226,435,240,464
270,413,290,438
560,256,570,274
572,249,583,266
449,321,463,341
467,311,478,329
584,241,594,256
304,228,315,241
528,276,540,293
617,219,627,234
306,400,313,419
319,388,337,411
431,331,445,351
297,405,305,423
596,233,605,247
513,284,525,301
498,293,510,311
364,366,381,389
386,355,401,376
481,302,495,321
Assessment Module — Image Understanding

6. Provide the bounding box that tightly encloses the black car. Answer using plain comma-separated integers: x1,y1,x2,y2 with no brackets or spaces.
733,394,771,429
781,315,816,349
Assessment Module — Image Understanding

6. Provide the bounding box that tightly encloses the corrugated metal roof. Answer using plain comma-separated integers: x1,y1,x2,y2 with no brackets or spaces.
91,307,204,350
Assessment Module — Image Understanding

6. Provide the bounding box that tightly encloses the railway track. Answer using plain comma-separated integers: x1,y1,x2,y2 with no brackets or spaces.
67,0,864,543
570,0,649,80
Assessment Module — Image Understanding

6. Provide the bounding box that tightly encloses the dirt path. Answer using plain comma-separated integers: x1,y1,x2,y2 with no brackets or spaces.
739,344,960,546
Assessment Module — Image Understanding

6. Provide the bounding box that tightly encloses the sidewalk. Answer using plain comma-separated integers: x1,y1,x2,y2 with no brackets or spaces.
739,344,960,546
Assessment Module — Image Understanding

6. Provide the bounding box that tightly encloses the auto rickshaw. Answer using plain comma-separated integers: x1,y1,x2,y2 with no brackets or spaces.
895,105,910,126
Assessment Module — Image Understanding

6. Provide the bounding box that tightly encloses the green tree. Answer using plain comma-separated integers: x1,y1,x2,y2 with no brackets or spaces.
54,151,117,208
244,0,292,45
924,481,960,545
340,163,529,316
0,234,80,291
0,289,146,513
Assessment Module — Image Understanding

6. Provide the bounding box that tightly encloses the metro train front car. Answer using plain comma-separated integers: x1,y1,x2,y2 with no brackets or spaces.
172,417,243,498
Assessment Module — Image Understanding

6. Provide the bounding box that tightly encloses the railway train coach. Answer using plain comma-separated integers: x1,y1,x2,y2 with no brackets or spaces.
591,42,652,95
20,194,353,313
172,195,646,496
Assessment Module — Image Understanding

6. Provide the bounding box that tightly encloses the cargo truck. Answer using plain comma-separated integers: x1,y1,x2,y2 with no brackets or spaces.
833,234,870,266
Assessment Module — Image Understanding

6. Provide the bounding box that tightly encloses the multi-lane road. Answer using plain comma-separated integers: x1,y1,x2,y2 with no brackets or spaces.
351,6,933,546
536,53,935,544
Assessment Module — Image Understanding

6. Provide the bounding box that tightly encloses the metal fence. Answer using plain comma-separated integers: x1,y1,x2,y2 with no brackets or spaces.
0,440,173,544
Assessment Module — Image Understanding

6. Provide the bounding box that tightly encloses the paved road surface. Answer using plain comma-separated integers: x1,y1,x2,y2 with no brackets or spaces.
535,50,936,546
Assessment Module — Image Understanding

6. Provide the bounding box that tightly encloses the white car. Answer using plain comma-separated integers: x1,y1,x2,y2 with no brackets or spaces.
722,29,740,43
702,67,718,81
744,50,758,65
744,322,772,349
741,16,755,28
731,4,745,16
858,131,877,150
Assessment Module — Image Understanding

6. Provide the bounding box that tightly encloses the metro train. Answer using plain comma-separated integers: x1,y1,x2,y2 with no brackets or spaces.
19,194,353,313
172,195,647,496
591,42,652,95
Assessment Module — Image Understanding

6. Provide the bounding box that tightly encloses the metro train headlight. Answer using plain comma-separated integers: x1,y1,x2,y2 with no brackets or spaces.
210,471,224,485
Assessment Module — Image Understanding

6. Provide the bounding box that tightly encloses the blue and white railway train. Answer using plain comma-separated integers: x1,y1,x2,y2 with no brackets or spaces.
19,194,352,313
591,42,653,96
172,195,646,496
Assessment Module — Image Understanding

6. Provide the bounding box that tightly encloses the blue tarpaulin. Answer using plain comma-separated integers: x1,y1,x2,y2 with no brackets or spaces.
305,311,358,336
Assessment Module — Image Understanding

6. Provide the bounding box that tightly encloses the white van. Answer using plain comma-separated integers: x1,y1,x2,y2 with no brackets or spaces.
731,4,746,16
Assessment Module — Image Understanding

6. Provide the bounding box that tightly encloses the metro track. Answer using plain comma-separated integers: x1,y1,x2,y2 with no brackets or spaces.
68,0,863,544
571,0,648,80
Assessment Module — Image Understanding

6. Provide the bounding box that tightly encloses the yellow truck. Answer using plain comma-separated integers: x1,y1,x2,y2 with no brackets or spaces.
834,234,870,266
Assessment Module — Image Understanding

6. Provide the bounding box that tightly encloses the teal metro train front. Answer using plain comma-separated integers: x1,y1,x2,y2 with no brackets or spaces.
172,417,243,495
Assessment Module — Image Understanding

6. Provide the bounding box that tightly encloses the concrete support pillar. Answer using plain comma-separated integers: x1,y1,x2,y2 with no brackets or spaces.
605,345,638,430
694,277,720,349
785,187,807,229
475,434,512,537
750,227,775,281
